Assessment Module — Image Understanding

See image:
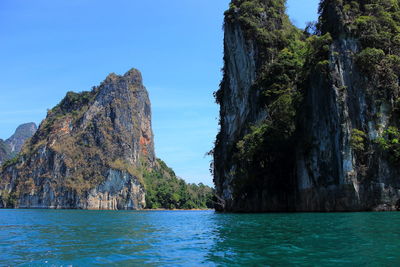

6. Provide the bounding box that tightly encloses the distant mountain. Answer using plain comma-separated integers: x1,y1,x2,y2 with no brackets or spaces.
0,123,37,165
5,123,37,154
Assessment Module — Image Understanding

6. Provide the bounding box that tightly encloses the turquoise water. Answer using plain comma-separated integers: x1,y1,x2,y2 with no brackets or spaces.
1,210,400,266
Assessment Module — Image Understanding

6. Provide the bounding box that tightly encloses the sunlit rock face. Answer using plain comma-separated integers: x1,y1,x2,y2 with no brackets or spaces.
0,68,154,210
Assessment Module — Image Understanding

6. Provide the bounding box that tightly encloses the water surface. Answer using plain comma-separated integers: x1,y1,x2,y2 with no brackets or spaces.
1,210,400,266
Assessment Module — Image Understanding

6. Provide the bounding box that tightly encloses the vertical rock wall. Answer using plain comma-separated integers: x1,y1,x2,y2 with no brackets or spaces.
214,0,400,212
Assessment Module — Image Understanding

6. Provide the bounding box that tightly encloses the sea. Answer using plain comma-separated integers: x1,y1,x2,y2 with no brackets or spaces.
1,209,400,266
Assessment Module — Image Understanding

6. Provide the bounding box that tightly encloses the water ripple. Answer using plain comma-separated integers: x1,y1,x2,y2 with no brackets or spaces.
1,210,400,266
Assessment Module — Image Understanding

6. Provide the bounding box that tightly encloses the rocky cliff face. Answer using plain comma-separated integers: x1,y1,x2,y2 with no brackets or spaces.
213,8,263,210
0,140,11,165
214,0,302,211
0,68,154,209
0,122,37,165
214,0,400,212
5,122,37,154
296,0,400,211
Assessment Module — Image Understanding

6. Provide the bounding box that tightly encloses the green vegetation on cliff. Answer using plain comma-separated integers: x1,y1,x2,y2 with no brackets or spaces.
319,0,400,99
216,0,302,196
377,126,400,163
215,0,337,198
214,0,400,211
143,159,214,209
229,0,400,184
213,0,400,210
318,0,400,161
1,155,20,170
350,129,367,152
224,0,291,62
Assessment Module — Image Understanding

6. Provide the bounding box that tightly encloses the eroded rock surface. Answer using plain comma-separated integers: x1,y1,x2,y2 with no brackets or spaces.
214,0,400,212
0,69,153,209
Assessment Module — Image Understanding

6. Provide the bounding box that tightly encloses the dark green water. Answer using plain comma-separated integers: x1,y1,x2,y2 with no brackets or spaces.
1,210,400,266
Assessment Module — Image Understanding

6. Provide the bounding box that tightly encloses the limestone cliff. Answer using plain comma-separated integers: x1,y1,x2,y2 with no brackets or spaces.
0,122,37,165
214,0,302,211
214,0,400,212
296,0,400,211
0,140,11,166
0,69,154,209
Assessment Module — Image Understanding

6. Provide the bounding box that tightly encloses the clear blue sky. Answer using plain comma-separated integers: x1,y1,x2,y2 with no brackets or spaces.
0,0,319,186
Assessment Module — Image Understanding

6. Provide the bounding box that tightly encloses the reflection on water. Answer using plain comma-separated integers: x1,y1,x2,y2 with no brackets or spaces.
208,213,400,266
1,210,400,266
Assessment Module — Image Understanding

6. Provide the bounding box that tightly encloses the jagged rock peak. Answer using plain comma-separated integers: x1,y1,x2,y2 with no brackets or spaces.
0,122,37,164
104,68,143,86
6,122,37,152
11,122,37,136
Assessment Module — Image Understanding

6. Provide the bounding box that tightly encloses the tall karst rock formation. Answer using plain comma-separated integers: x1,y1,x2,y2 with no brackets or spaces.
214,0,400,212
0,69,154,209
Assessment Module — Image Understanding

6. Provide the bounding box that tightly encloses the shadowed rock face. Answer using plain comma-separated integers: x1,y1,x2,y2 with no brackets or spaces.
0,123,37,165
214,0,400,212
0,140,11,165
294,1,400,212
214,0,299,212
0,68,154,210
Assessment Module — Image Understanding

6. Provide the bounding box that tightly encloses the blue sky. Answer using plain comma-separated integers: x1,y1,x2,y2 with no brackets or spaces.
0,0,319,186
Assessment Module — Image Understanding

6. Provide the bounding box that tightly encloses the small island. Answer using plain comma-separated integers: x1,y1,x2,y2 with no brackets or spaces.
0,69,213,210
